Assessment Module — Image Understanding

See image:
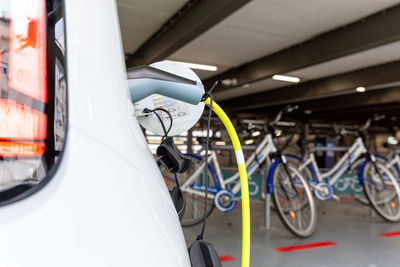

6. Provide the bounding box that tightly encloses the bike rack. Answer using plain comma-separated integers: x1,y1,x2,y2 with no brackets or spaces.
262,161,271,230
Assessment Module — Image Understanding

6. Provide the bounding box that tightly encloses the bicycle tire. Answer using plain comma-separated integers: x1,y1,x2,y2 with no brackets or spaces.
361,161,400,222
272,161,317,237
352,156,400,206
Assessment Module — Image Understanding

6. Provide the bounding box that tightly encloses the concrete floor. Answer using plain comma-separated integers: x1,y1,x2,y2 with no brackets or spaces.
184,198,400,266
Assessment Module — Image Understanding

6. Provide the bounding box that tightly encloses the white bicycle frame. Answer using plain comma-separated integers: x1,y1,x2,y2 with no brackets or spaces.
384,150,400,179
181,134,277,198
300,137,367,187
385,150,400,182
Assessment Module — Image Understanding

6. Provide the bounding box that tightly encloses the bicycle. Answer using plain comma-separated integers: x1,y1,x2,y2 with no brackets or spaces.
160,106,317,237
298,118,400,222
350,140,400,205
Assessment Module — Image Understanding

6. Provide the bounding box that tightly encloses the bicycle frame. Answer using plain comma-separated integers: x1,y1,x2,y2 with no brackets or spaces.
300,137,367,186
385,151,400,179
181,134,277,198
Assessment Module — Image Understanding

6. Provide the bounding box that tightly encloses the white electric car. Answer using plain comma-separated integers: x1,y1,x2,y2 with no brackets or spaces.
0,0,191,266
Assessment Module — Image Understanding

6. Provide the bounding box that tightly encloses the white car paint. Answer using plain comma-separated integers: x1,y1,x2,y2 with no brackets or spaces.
0,0,191,266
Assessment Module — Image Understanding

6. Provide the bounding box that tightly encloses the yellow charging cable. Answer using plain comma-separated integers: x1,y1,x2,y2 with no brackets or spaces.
203,97,250,267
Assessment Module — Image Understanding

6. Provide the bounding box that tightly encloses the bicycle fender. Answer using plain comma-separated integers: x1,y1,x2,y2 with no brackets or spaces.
358,158,371,185
266,159,282,194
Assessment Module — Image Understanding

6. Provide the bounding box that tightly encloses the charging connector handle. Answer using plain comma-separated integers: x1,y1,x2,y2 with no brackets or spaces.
203,97,251,267
128,65,204,105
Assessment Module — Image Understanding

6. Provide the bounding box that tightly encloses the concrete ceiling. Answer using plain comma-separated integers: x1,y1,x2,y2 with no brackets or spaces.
117,0,186,55
214,40,400,100
117,0,400,118
166,0,400,78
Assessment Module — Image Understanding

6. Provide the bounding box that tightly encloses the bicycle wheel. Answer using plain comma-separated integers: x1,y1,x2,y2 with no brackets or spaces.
159,154,216,226
362,161,400,222
272,161,317,237
353,157,400,206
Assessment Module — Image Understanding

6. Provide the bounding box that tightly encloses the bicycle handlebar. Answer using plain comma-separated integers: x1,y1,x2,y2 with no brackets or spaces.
359,119,371,132
284,105,299,114
269,105,298,127
340,114,385,135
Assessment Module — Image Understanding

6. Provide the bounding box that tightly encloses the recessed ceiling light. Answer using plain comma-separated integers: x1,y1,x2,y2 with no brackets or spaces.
245,139,254,145
272,74,300,83
242,84,250,89
215,141,226,146
166,60,217,71
221,78,237,86
252,131,261,137
356,87,366,92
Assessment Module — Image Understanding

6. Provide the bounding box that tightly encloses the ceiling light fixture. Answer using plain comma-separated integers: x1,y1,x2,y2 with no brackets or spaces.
221,78,237,87
166,60,217,71
245,139,254,145
272,74,300,83
252,131,261,137
356,87,366,92
215,141,226,146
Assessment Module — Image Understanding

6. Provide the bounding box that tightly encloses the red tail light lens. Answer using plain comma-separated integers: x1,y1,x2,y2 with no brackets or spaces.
8,0,47,103
0,0,67,201
0,99,47,141
0,141,45,157
1,0,47,158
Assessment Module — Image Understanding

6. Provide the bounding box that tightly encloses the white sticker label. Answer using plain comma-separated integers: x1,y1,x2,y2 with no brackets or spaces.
235,150,245,164
152,96,191,121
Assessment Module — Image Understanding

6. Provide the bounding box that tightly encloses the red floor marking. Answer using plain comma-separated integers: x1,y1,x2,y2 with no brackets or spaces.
340,197,357,201
380,231,400,237
275,241,337,253
220,255,236,262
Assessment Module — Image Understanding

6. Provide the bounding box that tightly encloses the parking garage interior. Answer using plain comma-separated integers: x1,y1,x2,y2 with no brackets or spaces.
118,1,400,266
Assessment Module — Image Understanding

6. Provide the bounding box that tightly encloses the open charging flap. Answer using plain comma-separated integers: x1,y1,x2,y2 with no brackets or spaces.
132,61,205,137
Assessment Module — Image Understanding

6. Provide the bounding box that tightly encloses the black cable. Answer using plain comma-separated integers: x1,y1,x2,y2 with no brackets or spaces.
152,111,168,137
143,108,173,140
197,95,213,241
174,173,180,188
197,81,218,241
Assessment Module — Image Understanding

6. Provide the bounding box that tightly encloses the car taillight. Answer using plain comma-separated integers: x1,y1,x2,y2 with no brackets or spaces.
9,0,47,102
1,0,47,158
0,141,45,157
0,0,66,200
0,99,47,140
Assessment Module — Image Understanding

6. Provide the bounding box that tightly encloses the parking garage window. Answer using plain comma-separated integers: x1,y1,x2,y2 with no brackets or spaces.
0,0,66,204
